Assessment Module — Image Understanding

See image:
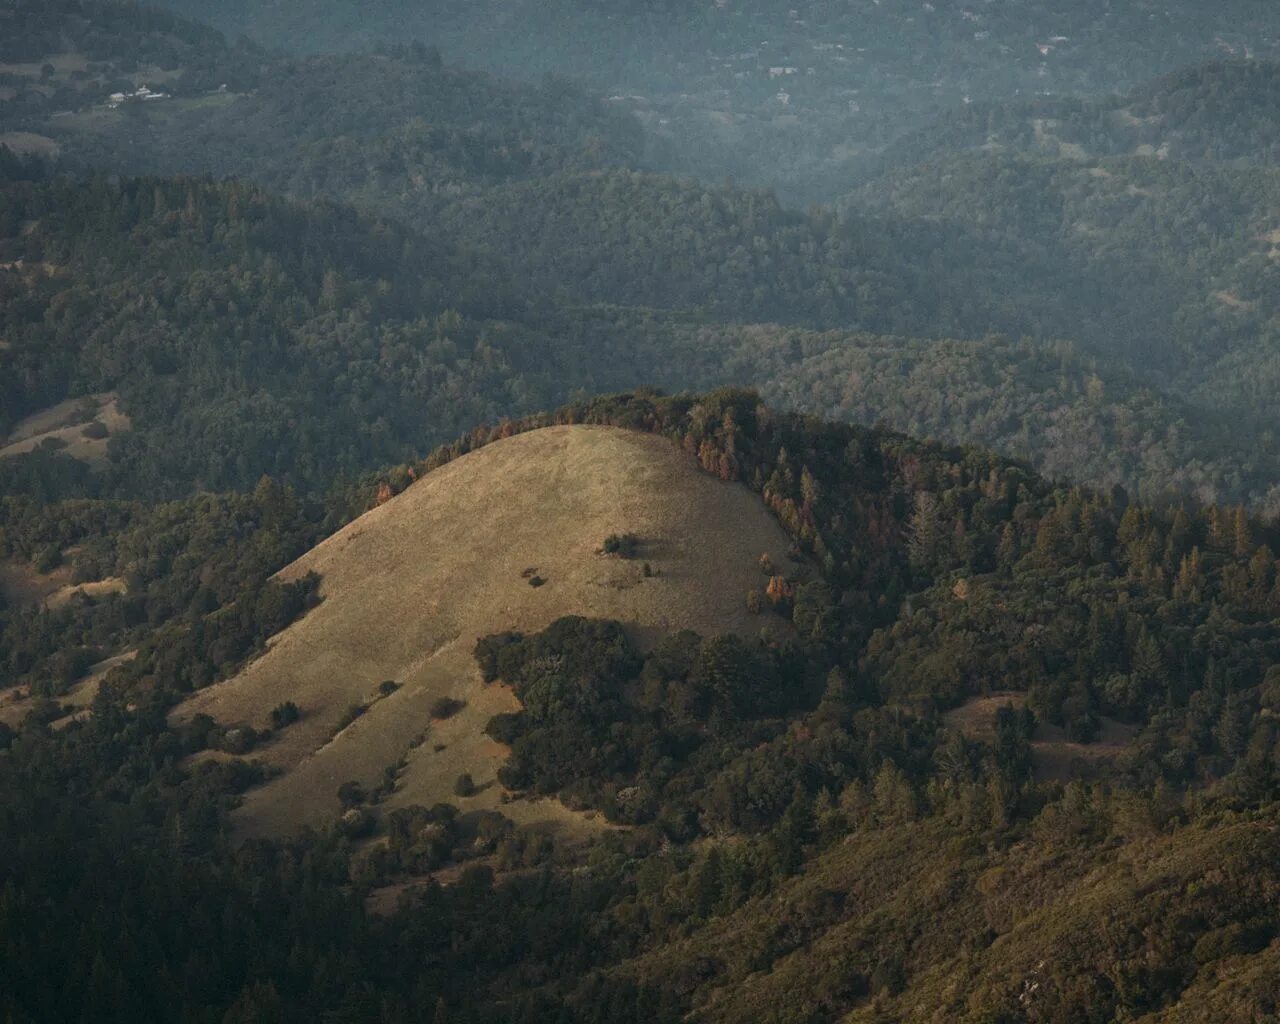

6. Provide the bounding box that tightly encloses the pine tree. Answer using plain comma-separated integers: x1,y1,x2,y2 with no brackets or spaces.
907,491,940,573
996,522,1019,569
1131,626,1163,689
1233,506,1252,558
1175,545,1202,600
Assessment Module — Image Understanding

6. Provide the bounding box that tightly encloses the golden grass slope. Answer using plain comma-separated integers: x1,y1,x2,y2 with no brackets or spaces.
172,425,798,839
0,393,130,465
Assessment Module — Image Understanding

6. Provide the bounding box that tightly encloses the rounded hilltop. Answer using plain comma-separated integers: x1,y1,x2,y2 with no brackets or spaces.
172,424,800,839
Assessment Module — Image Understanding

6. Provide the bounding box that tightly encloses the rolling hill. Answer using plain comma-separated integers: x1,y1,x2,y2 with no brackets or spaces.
4,4,1280,1021
147,0,1280,201
6,2,1280,520
849,151,1280,388
0,173,597,498
172,424,799,838
18,46,647,219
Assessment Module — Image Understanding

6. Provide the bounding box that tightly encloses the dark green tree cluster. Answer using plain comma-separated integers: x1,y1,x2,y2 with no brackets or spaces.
0,477,321,697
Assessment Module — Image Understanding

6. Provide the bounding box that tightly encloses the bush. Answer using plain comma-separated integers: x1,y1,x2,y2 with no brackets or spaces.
431,696,465,720
337,780,366,808
378,680,400,697
177,713,217,754
338,807,373,839
335,703,368,734
458,863,495,890
34,544,62,573
1192,923,1266,964
454,773,476,797
386,804,460,871
80,421,109,440
486,712,524,745
27,698,65,727
475,632,522,682
219,726,259,755
270,700,300,729
602,533,640,558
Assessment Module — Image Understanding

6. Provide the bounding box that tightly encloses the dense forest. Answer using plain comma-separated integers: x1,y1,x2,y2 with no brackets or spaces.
5,11,1277,514
3,391,1279,1021
5,168,1280,511
0,173,582,497
432,170,1080,338
697,326,1280,511
49,50,648,208
1,0,225,66
853,152,1280,375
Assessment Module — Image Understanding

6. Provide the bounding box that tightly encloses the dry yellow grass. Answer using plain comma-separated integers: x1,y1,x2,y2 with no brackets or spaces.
42,577,127,610
172,425,799,840
1213,289,1257,311
0,132,60,157
944,693,1135,782
0,649,135,729
0,393,130,465
0,558,75,608
0,548,125,613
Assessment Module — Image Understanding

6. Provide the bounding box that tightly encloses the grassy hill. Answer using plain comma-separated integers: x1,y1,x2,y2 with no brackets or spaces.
172,425,799,838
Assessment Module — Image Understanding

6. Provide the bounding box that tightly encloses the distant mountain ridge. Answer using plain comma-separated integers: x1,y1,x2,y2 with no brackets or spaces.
4,1,1280,515
879,59,1280,175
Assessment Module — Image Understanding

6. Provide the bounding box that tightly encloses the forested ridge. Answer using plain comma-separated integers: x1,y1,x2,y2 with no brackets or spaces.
5,168,1280,511
48,50,648,208
1,0,226,65
881,59,1280,175
433,169,1078,339
0,173,584,497
3,3,1280,514
2,391,1279,1021
145,0,1280,200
